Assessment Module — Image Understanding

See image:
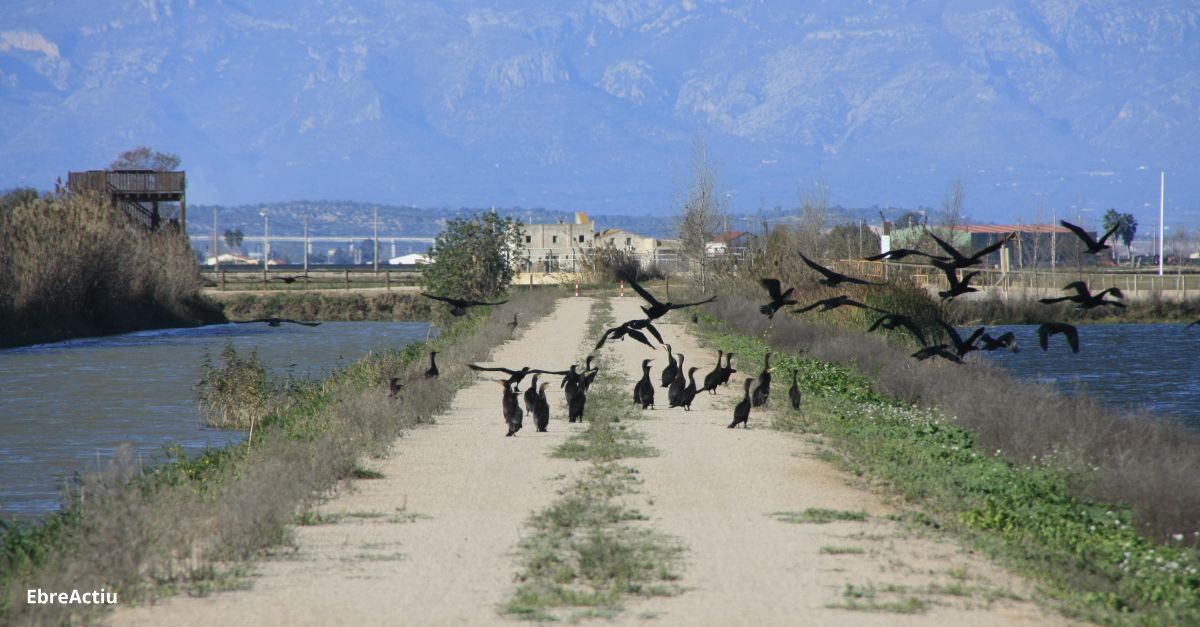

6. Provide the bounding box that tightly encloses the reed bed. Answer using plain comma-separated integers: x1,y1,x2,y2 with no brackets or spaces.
0,191,223,347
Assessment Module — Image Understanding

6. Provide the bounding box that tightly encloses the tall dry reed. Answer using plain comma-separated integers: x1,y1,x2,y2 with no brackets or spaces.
0,191,222,347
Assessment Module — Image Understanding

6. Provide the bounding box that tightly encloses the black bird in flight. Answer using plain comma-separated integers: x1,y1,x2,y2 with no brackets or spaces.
269,275,308,284
864,249,950,263
1037,322,1080,353
798,252,881,287
1060,220,1121,255
793,295,882,315
1039,281,1125,310
1188,320,1200,330
758,278,798,319
233,317,321,327
424,351,440,379
979,331,1019,352
937,321,985,358
867,313,928,346
728,378,754,429
420,292,508,316
911,344,965,364
938,268,981,300
627,278,716,320
929,233,1011,271
468,364,566,386
595,319,663,350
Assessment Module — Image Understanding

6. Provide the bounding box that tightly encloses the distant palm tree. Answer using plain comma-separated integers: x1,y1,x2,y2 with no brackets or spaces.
1103,209,1138,262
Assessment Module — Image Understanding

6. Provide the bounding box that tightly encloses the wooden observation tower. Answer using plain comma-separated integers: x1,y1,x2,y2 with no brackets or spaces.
67,169,187,232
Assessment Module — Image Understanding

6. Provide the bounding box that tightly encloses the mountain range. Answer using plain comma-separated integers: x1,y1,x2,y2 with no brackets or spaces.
1,1,1197,228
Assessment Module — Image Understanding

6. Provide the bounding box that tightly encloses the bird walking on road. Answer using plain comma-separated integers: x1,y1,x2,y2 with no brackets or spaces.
667,353,687,406
751,352,772,407
701,350,725,395
669,367,700,411
534,382,551,432
498,380,523,437
729,378,753,429
634,359,655,409
660,344,678,388
388,378,403,400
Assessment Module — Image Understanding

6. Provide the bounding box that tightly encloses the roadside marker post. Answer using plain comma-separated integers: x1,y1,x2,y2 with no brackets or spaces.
620,280,624,297
575,280,579,297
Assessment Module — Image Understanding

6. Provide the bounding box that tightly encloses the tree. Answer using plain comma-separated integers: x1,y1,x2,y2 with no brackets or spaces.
675,136,727,262
422,212,524,301
223,228,244,252
0,188,38,214
938,180,966,234
1103,209,1138,261
110,146,181,171
794,181,829,255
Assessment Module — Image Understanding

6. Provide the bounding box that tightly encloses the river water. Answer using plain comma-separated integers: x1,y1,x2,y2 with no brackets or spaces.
0,321,435,520
971,323,1198,430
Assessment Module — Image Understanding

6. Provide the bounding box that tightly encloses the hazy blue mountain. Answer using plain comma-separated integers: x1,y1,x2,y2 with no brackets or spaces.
1,1,1196,226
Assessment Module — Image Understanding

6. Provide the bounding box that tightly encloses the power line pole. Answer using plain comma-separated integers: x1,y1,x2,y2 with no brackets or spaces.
373,206,380,273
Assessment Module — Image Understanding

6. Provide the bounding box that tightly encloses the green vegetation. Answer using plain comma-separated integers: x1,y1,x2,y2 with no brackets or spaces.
771,509,869,525
421,211,524,302
0,190,223,347
0,291,558,625
830,583,931,614
196,343,287,434
696,318,1200,625
217,291,433,322
506,298,683,622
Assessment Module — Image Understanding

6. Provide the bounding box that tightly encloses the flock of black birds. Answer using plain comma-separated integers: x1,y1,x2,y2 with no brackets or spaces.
398,219,1177,435
772,219,1140,362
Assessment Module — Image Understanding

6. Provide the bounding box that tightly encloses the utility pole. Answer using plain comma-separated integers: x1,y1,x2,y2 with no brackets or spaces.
373,206,380,273
260,208,269,274
1159,171,1165,277
303,214,309,279
212,207,219,271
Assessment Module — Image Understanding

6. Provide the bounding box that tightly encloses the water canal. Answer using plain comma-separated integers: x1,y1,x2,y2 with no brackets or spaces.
0,321,436,520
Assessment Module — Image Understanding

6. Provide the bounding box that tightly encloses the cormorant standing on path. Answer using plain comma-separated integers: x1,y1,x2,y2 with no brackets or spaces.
660,344,678,388
751,352,771,407
728,378,754,429
670,367,700,411
534,382,551,432
701,350,724,394
633,359,655,409
667,353,687,406
523,374,541,413
498,380,523,436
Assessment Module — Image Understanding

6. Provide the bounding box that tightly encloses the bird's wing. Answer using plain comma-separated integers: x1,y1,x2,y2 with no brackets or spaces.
627,278,665,308
626,329,655,348
673,295,717,309
1062,324,1080,353
1096,222,1121,246
465,299,508,306
798,252,840,280
1062,281,1091,297
1039,297,1071,304
641,321,664,345
293,320,322,327
897,319,928,346
594,327,616,350
929,234,968,262
760,278,784,300
962,327,986,348
420,292,460,305
936,320,963,347
1059,221,1098,248
1037,325,1051,351
966,237,1008,262
1102,287,1125,300
840,297,882,312
792,300,825,314
468,364,519,375
1187,320,1200,329
867,314,890,332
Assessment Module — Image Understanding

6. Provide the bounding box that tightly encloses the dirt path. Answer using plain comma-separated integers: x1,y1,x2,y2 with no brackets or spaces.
112,295,1069,626
114,297,598,627
598,297,1066,625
